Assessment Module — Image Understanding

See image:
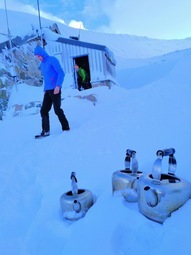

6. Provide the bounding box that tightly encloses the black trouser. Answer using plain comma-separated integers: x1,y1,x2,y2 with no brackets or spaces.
77,77,91,91
40,90,69,132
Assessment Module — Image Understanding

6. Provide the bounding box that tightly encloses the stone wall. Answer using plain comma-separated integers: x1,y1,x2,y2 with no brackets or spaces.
0,41,43,119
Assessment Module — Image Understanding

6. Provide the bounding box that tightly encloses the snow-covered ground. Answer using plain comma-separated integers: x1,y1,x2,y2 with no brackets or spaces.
0,9,191,255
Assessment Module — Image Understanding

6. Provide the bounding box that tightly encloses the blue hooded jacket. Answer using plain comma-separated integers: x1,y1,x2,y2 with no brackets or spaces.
34,45,65,91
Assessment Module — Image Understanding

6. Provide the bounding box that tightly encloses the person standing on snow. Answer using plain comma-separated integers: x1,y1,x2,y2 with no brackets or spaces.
75,64,91,91
34,45,70,138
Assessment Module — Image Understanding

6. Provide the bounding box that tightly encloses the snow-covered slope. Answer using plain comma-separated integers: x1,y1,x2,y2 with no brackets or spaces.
117,47,191,88
1,8,191,62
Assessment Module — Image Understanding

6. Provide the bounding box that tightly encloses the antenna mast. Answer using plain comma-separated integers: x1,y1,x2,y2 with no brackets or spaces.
37,0,43,46
78,23,82,40
4,0,13,54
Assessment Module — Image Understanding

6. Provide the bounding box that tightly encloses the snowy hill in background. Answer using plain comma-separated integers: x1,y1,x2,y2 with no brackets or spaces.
0,8,191,255
1,8,191,91
1,8,191,62
118,47,191,88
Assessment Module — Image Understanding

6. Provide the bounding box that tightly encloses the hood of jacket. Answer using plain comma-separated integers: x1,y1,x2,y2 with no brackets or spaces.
34,45,49,61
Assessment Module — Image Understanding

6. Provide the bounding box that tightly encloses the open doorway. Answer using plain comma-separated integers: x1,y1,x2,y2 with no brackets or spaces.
73,55,92,90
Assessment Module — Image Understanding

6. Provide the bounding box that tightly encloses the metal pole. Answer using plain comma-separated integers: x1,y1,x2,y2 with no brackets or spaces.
78,23,81,40
4,0,17,89
4,0,12,52
37,0,43,46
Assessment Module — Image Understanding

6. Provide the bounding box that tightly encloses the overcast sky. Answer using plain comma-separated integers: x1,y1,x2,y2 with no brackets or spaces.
0,0,191,40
